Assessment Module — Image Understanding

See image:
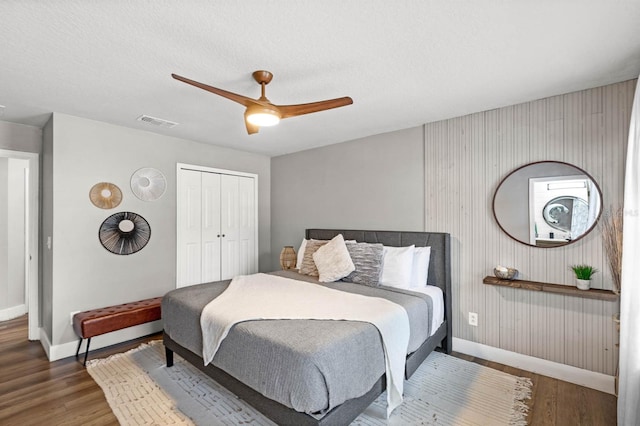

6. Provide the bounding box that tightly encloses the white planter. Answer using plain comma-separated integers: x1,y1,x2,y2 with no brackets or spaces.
576,278,591,290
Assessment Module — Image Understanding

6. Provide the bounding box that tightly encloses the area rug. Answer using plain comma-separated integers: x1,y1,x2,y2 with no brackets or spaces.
87,340,532,425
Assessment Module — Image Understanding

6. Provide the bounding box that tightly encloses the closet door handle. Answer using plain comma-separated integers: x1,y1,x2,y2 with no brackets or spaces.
217,234,221,238
222,234,226,237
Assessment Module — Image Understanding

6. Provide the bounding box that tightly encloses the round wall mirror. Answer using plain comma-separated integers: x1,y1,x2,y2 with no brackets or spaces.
492,161,602,248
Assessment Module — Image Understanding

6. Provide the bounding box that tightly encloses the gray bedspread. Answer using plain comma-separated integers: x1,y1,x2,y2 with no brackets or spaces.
162,270,434,415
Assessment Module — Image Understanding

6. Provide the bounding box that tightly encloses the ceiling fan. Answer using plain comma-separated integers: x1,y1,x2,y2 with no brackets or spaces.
171,71,353,135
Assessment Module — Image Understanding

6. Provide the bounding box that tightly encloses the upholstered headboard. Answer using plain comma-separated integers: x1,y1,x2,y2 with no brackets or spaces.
305,229,452,337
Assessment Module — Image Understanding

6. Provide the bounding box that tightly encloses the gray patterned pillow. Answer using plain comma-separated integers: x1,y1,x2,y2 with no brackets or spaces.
298,239,328,276
342,242,384,286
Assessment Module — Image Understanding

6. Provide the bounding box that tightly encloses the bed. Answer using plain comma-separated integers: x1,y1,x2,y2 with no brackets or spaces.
162,229,452,425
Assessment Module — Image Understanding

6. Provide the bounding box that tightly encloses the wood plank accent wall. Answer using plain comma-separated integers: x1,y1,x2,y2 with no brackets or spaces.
424,80,635,375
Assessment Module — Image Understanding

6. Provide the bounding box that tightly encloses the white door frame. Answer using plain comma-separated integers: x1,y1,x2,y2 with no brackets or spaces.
176,163,259,288
0,149,39,340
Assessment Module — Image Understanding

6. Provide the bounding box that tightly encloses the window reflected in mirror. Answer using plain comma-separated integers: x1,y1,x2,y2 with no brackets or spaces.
493,162,602,248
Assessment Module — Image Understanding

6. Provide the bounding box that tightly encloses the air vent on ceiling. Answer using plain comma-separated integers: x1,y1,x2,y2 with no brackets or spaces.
136,114,178,128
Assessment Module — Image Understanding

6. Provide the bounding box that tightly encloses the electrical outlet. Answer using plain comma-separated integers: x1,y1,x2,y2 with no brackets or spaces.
70,311,80,325
468,312,478,327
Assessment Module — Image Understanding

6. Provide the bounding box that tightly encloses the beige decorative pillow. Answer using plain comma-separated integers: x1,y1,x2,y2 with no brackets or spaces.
298,239,328,276
313,234,356,282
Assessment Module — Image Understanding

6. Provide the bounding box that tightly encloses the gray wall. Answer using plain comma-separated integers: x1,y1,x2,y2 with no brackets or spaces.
0,120,42,153
271,80,634,376
271,126,424,269
44,113,270,347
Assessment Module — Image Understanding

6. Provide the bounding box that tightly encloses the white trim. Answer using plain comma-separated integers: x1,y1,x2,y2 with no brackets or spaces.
39,327,52,360
0,149,39,340
453,337,616,395
0,304,27,321
45,320,163,362
177,162,258,179
23,167,29,319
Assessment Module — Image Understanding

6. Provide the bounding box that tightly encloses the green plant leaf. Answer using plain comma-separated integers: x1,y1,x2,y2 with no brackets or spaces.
569,264,598,279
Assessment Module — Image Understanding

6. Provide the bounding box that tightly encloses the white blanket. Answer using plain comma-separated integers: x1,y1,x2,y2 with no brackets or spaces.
200,273,410,417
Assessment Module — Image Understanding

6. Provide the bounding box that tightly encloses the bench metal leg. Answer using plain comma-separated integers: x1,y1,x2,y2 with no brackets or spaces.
83,337,92,366
75,338,83,358
75,337,92,366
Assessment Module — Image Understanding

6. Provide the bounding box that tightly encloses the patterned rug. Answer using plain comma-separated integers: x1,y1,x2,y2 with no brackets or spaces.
87,340,531,425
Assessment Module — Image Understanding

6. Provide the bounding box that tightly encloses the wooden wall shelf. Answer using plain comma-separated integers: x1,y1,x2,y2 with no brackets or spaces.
483,276,618,301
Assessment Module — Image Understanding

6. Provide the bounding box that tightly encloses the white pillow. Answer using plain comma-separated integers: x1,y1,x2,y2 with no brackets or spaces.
296,238,307,270
312,234,355,283
410,246,431,288
380,245,415,288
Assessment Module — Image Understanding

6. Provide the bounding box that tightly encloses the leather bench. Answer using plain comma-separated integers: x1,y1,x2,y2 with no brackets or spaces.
73,297,162,365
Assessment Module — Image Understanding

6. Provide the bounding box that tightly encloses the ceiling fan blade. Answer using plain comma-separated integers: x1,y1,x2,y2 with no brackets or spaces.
277,97,353,119
172,73,254,107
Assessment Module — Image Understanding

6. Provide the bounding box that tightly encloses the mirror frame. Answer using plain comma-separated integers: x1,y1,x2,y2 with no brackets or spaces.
492,161,603,248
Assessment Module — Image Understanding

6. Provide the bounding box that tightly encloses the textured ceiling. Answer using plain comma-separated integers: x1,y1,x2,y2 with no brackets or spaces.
1,1,640,157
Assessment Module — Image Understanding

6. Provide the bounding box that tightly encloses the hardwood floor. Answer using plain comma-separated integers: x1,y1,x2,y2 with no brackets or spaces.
451,353,617,425
0,315,162,426
0,315,617,425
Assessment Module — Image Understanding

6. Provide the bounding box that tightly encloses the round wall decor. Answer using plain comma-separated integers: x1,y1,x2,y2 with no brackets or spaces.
99,211,151,255
131,167,166,201
89,182,123,209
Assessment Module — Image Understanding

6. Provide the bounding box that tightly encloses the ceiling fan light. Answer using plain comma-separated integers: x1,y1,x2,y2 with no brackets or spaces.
246,106,281,127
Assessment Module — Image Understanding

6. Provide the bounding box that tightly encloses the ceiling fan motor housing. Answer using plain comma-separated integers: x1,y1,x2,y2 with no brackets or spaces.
245,104,281,127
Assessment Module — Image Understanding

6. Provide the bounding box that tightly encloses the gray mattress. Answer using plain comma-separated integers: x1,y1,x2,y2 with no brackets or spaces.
162,270,435,415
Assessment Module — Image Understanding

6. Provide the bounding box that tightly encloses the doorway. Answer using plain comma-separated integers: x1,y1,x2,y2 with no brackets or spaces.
0,149,39,340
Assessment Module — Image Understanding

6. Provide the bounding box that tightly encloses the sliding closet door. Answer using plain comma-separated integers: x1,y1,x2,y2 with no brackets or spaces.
220,174,256,279
238,176,256,275
177,164,258,288
220,175,239,280
201,172,222,282
177,169,204,287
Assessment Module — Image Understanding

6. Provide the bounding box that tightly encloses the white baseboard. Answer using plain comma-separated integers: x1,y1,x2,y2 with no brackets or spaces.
39,327,52,360
453,337,615,395
46,320,163,362
0,304,27,321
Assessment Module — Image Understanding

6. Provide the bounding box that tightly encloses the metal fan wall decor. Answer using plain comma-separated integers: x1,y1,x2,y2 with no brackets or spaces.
131,167,166,201
89,182,122,209
99,211,151,255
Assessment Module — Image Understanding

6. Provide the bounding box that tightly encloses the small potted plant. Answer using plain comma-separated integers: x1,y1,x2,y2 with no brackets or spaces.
570,264,598,290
